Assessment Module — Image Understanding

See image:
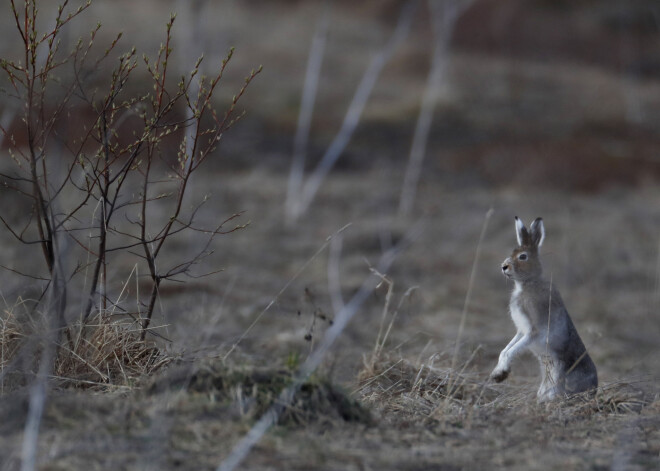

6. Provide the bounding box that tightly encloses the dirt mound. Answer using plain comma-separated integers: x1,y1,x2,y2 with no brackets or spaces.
147,361,371,425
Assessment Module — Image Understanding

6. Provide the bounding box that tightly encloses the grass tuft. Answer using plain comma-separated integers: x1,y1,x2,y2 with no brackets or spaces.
53,315,174,390
0,308,174,392
357,353,503,419
0,307,25,393
556,381,651,416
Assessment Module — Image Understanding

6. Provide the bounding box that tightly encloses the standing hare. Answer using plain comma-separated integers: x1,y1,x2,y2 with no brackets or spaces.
490,217,598,401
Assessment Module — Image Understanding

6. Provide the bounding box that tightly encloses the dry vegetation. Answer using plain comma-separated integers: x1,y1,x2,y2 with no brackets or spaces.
1,176,659,469
0,298,173,391
1,0,660,470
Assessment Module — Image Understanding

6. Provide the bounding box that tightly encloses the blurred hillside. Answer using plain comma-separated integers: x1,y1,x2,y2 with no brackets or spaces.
1,0,660,192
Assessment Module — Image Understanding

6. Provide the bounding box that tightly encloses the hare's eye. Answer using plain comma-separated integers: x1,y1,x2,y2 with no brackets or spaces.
518,253,528,261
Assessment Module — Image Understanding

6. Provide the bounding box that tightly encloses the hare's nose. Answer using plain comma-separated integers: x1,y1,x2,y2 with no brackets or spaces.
501,263,509,273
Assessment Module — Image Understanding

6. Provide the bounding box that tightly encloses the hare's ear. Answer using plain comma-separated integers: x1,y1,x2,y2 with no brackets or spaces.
529,217,545,247
514,216,529,246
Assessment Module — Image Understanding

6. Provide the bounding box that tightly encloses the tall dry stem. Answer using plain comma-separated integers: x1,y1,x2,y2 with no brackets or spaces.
398,0,473,216
286,1,417,222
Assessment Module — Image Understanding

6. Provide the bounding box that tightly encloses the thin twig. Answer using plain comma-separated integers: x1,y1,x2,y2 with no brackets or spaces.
222,223,352,362
445,208,493,402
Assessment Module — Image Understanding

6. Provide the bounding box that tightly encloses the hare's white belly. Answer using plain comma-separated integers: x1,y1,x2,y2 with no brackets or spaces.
510,303,532,334
510,282,532,334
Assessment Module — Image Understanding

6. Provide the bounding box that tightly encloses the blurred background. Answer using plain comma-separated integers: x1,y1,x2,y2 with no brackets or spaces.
62,0,660,189
3,0,659,187
0,0,659,384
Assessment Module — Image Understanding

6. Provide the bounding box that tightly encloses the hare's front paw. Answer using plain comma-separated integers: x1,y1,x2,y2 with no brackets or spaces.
490,368,510,383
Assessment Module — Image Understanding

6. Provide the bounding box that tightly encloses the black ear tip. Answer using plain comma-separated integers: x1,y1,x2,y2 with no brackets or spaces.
514,215,519,221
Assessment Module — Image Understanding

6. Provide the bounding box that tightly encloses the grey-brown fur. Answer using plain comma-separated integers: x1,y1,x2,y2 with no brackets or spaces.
490,216,598,401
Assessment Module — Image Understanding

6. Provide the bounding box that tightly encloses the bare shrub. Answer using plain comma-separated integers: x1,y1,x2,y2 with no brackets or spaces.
0,0,259,372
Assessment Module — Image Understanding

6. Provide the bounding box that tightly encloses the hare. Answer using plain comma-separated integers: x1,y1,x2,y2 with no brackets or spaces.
490,216,598,402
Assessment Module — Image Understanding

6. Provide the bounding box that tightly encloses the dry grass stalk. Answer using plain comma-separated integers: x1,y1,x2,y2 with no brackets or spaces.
364,269,418,374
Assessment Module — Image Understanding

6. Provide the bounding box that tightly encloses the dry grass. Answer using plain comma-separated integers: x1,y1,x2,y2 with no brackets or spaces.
0,308,174,392
357,352,653,426
357,352,513,426
560,381,651,416
0,307,24,393
53,315,174,390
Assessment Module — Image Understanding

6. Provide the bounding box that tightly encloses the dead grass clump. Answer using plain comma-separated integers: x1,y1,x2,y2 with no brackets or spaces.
54,315,173,390
357,354,502,419
2,310,172,392
557,382,651,417
0,308,26,392
0,309,23,362
148,361,371,426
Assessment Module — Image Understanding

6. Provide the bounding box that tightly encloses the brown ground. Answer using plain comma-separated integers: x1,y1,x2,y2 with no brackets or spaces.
1,1,659,470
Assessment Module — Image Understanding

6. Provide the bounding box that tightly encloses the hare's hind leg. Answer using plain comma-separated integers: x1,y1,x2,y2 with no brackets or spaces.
536,355,566,402
565,355,598,395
